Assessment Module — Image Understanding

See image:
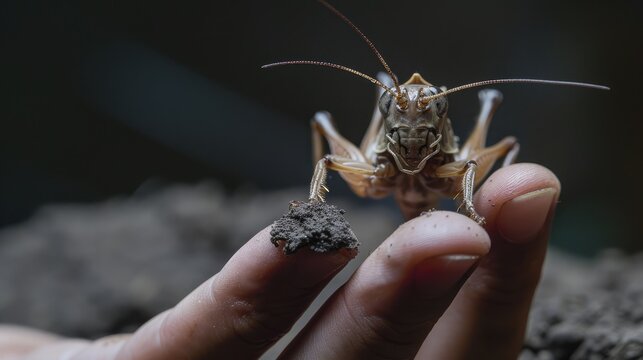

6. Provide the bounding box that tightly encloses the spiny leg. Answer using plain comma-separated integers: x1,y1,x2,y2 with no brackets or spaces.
460,139,519,224
468,137,519,187
309,155,375,202
309,154,395,201
309,112,395,201
461,160,484,224
439,88,515,224
437,137,520,224
309,158,330,202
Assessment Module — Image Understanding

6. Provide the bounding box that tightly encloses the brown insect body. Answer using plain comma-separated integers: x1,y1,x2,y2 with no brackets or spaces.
309,72,515,223
264,0,608,224
371,74,460,218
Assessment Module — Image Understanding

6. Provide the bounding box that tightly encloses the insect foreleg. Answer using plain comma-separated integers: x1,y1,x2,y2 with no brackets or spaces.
436,137,520,224
462,160,485,224
465,137,519,185
430,88,519,224
309,158,329,202
461,138,519,224
309,112,396,200
309,156,385,201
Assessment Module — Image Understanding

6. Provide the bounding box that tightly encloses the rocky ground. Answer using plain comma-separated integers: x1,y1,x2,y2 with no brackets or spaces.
0,183,641,359
521,250,643,359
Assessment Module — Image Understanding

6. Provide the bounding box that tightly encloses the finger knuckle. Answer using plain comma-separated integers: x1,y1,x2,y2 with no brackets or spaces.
227,298,288,349
470,268,542,306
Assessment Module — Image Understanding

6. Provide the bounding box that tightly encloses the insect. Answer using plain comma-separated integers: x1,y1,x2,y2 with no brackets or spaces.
263,0,608,224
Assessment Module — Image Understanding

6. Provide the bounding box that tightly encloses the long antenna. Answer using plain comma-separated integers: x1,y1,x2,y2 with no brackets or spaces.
317,0,401,96
424,78,610,101
262,61,395,96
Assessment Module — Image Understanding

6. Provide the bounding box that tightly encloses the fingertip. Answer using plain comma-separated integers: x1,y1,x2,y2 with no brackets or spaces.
498,187,558,243
414,164,561,359
234,225,356,277
383,211,491,268
475,163,561,231
413,254,480,300
351,211,490,303
282,211,492,359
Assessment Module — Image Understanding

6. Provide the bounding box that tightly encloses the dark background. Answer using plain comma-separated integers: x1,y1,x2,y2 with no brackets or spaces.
2,0,641,254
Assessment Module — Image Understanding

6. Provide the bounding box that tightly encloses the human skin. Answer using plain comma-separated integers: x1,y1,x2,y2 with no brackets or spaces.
0,163,560,360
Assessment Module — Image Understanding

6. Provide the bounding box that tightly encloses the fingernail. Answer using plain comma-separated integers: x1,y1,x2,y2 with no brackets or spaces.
414,255,480,299
498,187,558,244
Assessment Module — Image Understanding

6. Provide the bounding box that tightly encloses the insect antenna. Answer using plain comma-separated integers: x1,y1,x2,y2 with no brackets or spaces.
261,60,396,96
316,0,402,96
423,78,610,101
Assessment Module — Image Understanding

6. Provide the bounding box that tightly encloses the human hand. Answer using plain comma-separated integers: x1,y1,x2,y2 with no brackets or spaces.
0,163,559,359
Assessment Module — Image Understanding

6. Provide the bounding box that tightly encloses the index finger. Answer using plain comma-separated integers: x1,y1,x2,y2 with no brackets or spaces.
68,226,356,359
419,163,560,359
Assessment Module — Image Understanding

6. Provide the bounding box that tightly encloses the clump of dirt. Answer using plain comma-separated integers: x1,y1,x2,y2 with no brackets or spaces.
270,200,359,254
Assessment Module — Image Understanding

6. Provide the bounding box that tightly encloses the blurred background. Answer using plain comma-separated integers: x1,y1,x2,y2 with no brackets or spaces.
1,0,643,350
1,0,641,255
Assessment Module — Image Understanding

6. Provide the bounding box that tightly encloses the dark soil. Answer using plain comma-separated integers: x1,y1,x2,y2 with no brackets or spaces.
0,183,397,342
270,201,359,254
521,250,643,360
1,183,641,359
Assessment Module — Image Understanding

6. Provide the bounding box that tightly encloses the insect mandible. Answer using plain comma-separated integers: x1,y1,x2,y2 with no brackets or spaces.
263,0,609,224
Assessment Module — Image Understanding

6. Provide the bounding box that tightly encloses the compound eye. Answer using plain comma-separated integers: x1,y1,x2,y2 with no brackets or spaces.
424,86,448,117
434,96,448,117
378,92,393,116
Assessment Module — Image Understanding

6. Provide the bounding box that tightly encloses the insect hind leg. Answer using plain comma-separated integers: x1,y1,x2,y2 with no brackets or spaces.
458,89,504,160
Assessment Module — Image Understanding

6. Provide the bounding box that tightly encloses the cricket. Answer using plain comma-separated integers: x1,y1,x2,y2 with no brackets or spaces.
264,0,609,226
